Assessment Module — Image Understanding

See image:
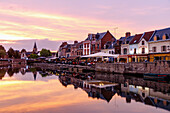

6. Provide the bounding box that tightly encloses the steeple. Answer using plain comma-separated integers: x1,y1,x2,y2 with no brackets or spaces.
33,42,38,54
34,42,37,49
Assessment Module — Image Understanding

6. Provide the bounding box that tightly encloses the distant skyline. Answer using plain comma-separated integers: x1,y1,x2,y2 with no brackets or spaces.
0,0,170,51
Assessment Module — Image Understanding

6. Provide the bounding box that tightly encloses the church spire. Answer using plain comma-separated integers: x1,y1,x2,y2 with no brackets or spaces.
33,42,38,54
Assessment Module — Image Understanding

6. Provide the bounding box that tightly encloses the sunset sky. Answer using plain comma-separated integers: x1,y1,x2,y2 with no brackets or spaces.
0,0,170,51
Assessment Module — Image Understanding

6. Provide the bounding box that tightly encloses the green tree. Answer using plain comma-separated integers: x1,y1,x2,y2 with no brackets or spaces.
0,50,6,58
30,54,39,59
13,50,20,59
0,45,6,58
7,47,15,58
40,49,51,57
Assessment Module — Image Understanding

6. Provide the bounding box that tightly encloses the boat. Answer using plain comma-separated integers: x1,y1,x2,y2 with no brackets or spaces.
144,73,170,80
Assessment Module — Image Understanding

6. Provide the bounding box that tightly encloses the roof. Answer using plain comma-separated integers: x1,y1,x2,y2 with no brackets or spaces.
122,36,134,44
129,33,143,44
85,31,116,41
34,42,37,49
149,27,170,41
140,31,154,42
96,32,107,40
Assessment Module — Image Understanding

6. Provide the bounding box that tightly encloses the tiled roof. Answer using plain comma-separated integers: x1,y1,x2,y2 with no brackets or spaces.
141,31,154,42
129,33,143,44
85,31,116,41
96,32,107,40
122,36,134,44
149,27,170,41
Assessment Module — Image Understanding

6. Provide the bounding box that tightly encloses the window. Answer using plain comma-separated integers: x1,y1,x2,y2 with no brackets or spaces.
112,51,114,54
84,44,86,48
123,48,127,54
142,41,145,45
126,41,129,44
134,48,136,54
97,44,99,49
87,44,89,48
162,46,166,52
109,51,111,54
166,34,169,39
142,48,145,54
157,35,160,40
92,44,95,50
153,47,156,52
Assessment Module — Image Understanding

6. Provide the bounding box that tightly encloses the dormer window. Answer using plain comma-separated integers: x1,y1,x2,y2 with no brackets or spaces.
166,34,169,39
142,41,145,45
157,35,160,40
126,41,129,44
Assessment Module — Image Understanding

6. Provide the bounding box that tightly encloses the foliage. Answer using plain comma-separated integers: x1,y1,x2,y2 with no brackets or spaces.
0,50,6,58
40,49,51,57
13,51,20,59
30,54,39,59
7,47,15,58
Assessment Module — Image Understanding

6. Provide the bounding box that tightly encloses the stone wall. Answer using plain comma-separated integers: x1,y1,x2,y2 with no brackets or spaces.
95,61,170,74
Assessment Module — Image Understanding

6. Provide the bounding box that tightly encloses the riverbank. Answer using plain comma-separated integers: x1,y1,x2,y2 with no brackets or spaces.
32,61,170,75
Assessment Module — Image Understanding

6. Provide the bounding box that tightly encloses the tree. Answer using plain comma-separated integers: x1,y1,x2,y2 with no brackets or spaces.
30,54,38,59
0,50,6,58
40,49,51,57
7,47,15,58
0,45,6,58
13,50,20,59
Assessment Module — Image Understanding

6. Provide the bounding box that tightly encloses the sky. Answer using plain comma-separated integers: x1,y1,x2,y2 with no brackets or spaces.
0,0,170,52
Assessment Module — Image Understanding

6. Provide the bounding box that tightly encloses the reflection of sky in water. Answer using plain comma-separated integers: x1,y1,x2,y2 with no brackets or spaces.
0,72,169,113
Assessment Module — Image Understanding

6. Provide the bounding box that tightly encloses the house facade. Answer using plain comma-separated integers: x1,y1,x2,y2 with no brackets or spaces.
148,28,170,62
83,30,116,55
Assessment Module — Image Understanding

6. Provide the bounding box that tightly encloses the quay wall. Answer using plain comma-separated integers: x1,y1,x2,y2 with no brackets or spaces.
95,61,170,74
33,61,170,74
33,63,94,73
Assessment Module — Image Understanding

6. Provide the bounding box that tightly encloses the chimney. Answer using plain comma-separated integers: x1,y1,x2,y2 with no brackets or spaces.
125,32,131,38
74,40,78,44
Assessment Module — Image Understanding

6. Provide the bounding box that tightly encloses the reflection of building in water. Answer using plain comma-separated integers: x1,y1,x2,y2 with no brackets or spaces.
121,83,170,111
20,68,26,75
83,81,118,102
33,71,37,81
59,73,170,111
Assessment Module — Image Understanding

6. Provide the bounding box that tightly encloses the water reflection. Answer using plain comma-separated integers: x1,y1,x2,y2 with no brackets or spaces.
58,72,170,112
0,67,169,113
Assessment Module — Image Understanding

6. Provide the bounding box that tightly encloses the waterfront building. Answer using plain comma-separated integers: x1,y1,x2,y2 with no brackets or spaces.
58,42,68,58
83,30,116,55
128,31,154,62
21,49,27,59
118,32,134,63
148,27,170,62
83,34,95,55
76,41,84,57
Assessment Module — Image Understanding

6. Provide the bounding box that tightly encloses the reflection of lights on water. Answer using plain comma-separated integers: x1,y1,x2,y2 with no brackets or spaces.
99,83,104,86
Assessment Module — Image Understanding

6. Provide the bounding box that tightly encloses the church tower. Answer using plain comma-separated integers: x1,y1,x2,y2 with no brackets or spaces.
33,42,38,54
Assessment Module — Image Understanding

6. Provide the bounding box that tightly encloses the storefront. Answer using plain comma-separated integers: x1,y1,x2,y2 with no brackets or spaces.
149,52,170,62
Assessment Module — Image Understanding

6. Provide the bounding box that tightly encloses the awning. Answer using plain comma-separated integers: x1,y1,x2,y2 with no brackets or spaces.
81,52,119,58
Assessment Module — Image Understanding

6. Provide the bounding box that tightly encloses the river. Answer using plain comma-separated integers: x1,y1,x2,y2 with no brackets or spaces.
0,67,169,113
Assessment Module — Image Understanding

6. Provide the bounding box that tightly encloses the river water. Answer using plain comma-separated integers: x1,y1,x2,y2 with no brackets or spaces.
0,67,169,113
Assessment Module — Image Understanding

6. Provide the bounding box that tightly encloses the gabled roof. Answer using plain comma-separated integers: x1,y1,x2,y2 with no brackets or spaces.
122,36,135,44
96,32,107,40
85,31,116,41
149,27,170,41
129,33,143,44
140,31,154,42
